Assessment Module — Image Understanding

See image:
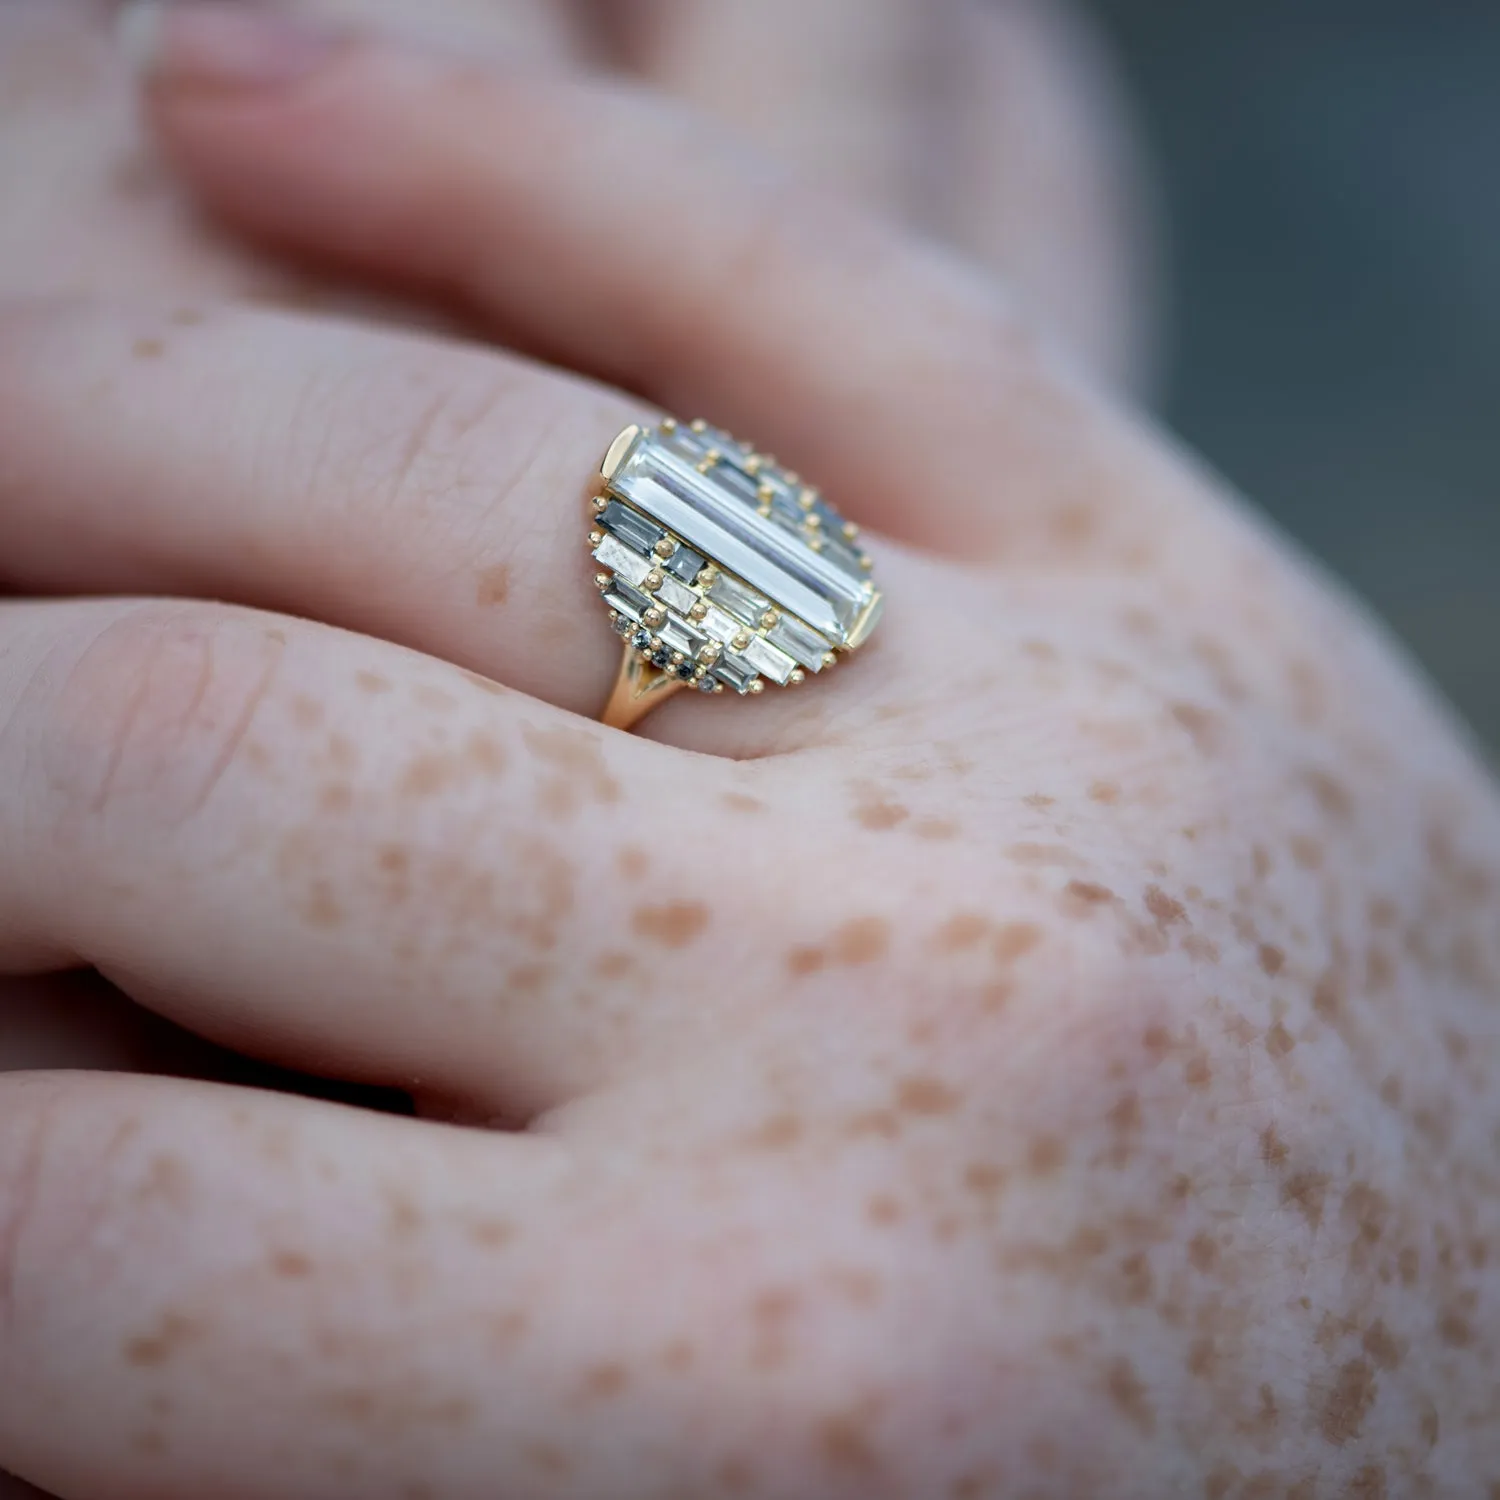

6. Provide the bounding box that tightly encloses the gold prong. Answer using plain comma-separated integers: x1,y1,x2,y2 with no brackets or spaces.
758,482,775,503
600,425,642,482
745,456,763,476
660,416,678,433
645,569,665,591
748,680,766,696
713,682,726,694
595,573,611,591
689,602,709,622
798,487,817,510
588,530,604,546
643,607,665,629
757,504,772,519
789,669,807,686
760,610,779,629
822,652,838,669
696,449,721,474
671,652,686,666
861,555,874,571
843,521,859,540
648,635,663,652
731,632,752,653
593,496,608,514
809,537,824,552
805,513,822,530
654,538,676,559
699,642,722,663
690,418,708,434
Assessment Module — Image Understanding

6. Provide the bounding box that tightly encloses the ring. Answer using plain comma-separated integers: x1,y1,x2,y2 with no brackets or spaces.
592,419,884,731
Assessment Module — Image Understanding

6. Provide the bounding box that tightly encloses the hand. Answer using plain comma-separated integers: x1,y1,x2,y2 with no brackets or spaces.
0,0,1157,1088
2,10,1496,1497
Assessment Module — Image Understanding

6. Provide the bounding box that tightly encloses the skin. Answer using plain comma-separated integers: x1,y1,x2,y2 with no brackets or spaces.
1,6,1498,1500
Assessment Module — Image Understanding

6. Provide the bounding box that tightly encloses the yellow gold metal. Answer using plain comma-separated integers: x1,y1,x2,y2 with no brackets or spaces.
843,522,859,540
645,569,665,591
848,592,884,650
748,681,766,696
643,606,665,629
601,643,688,731
601,426,642,483
594,573,610,590
822,652,838,669
589,529,604,546
660,416,678,433
690,602,709,622
731,631,752,652
805,513,822,530
789,670,807,686
593,496,608,513
760,609,780,629
654,539,676,559
696,450,721,474
798,487,817,510
861,555,874,571
690,419,708,433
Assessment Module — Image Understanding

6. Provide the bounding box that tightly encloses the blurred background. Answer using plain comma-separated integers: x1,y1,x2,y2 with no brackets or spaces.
1095,0,1499,751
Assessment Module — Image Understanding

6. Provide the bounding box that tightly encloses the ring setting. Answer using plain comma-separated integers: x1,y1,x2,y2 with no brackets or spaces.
593,419,883,730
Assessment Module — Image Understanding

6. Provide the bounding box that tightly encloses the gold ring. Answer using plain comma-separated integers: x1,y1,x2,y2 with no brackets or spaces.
592,419,884,731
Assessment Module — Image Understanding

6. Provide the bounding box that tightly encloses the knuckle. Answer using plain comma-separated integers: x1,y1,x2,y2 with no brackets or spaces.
42,603,285,835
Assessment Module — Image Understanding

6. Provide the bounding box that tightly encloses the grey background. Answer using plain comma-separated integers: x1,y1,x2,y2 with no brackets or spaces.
1095,0,1499,750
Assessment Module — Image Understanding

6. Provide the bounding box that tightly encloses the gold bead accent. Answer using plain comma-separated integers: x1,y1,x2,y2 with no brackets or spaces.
843,521,859,540
861,555,874,571
757,503,773,519
643,607,665,628
748,680,766,696
689,602,709,622
671,652,686,666
699,641,722,662
594,573,611,590
645,569,665,591
745,456,763,475
648,636,663,652
660,416,678,433
760,610,779,629
593,497,608,513
588,530,604,546
809,537,825,552
822,652,838,669
731,632,752,652
690,418,708,434
789,670,807,686
654,538,676,559
798,487,817,510
805,513,822,530
758,482,775,503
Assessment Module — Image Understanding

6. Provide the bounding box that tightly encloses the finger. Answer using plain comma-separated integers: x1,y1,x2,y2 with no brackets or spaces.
287,0,583,61
133,3,1201,565
0,597,746,1114
619,0,938,211
0,1074,575,1500
940,0,1159,396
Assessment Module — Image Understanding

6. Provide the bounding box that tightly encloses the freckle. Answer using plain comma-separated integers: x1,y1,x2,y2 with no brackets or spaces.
1009,842,1080,869
1205,1466,1238,1500
1188,1233,1218,1273
301,881,345,929
415,685,459,713
661,1339,695,1372
171,307,205,326
1439,1309,1473,1347
1289,833,1324,870
1104,1357,1156,1436
1088,781,1122,805
1188,1337,1217,1378
490,1309,530,1346
133,337,165,360
828,1267,883,1306
979,978,1013,1013
817,1413,881,1475
1184,1050,1213,1087
1347,1463,1388,1500
1117,1251,1153,1304
915,818,960,841
319,782,353,814
580,1363,629,1400
933,912,988,952
1361,1319,1404,1370
1021,639,1059,662
633,901,710,948
386,1192,422,1236
1316,1357,1377,1445
1303,767,1356,821
832,916,890,965
1144,885,1188,928
469,1219,514,1249
1107,1093,1142,1134
787,945,826,977
291,694,323,728
855,793,909,831
377,844,409,876
1182,934,1221,963
1027,1135,1067,1176
524,1442,571,1477
124,1311,200,1367
1023,793,1057,811
595,950,633,979
1170,702,1223,756
964,1163,1007,1201
476,563,511,607
867,1194,904,1226
1258,944,1286,977
897,1075,961,1116
135,1153,191,1209
356,671,392,694
617,846,650,879
1265,1021,1296,1059
748,1114,803,1151
722,792,766,814
1064,880,1117,909
461,669,506,697
1398,1246,1419,1284
993,922,1042,964
270,1250,314,1279
1281,1171,1330,1230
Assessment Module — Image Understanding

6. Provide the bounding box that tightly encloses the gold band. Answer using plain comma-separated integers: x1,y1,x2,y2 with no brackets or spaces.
600,643,688,731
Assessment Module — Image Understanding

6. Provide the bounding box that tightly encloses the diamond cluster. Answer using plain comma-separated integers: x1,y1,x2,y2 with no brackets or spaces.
592,420,883,696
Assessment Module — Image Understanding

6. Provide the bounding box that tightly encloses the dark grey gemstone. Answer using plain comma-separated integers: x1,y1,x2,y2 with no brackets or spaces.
612,614,634,636
605,580,652,620
651,648,673,669
675,662,697,681
665,546,705,584
713,654,759,695
600,501,664,555
698,677,719,694
631,630,652,651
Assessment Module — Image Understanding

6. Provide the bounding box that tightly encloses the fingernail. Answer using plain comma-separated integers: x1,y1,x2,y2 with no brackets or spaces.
116,2,347,91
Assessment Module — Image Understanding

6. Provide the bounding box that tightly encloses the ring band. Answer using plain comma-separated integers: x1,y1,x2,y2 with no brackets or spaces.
592,419,884,731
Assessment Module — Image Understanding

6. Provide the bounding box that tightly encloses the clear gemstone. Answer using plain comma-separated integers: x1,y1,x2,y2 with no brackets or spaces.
812,531,865,578
594,534,652,589
659,615,708,660
609,434,867,641
598,500,664,555
714,654,760,694
709,573,771,628
656,576,697,615
766,613,832,672
698,603,744,647
740,636,797,686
